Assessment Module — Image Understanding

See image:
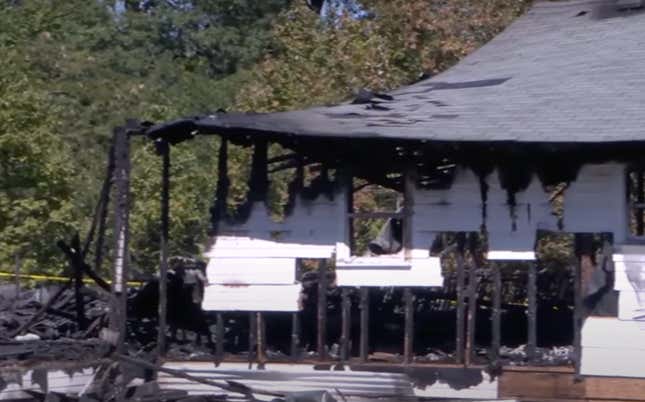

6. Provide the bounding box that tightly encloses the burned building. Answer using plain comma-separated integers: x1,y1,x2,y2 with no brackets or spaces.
4,0,645,400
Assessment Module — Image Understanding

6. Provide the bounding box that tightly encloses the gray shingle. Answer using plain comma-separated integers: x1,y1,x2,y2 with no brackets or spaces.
160,0,645,144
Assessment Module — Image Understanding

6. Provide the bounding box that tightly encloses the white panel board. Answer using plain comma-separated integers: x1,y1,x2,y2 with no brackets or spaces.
206,257,295,285
336,257,442,287
202,284,301,312
563,163,627,240
208,192,346,259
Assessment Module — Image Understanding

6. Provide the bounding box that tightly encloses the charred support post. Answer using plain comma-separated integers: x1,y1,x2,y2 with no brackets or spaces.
257,312,266,369
455,233,466,364
248,312,257,369
403,287,414,364
73,241,86,332
216,313,225,365
317,260,328,360
211,139,229,233
360,287,370,362
573,233,593,376
291,312,300,361
94,145,115,276
527,261,538,362
490,261,502,362
340,288,351,362
157,139,170,358
465,234,479,366
109,127,131,353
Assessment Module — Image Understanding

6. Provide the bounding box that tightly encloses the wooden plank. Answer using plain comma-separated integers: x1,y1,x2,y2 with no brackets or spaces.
340,288,351,362
498,370,586,399
527,261,538,362
360,287,370,362
335,257,442,287
317,260,328,361
403,288,414,364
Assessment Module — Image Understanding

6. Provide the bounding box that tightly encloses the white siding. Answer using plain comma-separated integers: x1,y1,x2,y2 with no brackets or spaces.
202,284,301,312
562,163,627,241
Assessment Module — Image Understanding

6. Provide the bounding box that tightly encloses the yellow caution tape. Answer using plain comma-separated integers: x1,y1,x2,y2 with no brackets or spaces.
0,271,143,286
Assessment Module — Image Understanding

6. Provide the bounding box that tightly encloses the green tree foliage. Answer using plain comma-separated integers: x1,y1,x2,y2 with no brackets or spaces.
236,0,530,111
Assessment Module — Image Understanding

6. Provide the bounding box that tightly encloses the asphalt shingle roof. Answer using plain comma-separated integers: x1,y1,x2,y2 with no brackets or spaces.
151,0,645,144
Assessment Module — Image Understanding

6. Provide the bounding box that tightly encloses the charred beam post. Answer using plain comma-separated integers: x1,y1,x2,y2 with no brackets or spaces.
317,260,328,361
72,236,86,331
211,138,229,233
455,233,467,364
527,261,538,362
156,139,170,358
290,312,301,361
93,145,115,276
573,233,594,376
402,168,416,260
359,287,370,362
216,313,225,365
109,126,131,353
340,288,351,362
638,172,644,235
465,233,479,366
257,312,267,369
248,312,257,369
403,287,414,364
490,261,502,362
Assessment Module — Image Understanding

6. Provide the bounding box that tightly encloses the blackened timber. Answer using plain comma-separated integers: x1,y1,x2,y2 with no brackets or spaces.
257,312,266,369
94,145,115,276
248,312,257,369
216,313,224,365
455,233,466,364
317,260,328,360
211,138,229,233
403,287,414,364
491,262,502,362
360,287,370,362
638,172,644,235
341,288,351,362
248,140,269,202
157,139,170,358
573,255,582,377
291,312,301,361
527,261,538,362
109,127,131,353
465,236,479,366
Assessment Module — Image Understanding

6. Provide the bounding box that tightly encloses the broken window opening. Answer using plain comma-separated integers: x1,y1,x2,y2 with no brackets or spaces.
350,181,403,256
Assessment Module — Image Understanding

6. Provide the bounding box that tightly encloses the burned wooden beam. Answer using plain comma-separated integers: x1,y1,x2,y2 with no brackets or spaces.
360,287,370,362
93,145,115,278
157,139,170,358
403,287,414,364
257,312,267,369
291,312,301,361
248,311,257,369
526,261,538,362
465,234,480,366
317,260,328,360
108,126,131,353
490,261,502,362
216,312,225,365
455,233,466,364
340,288,351,362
